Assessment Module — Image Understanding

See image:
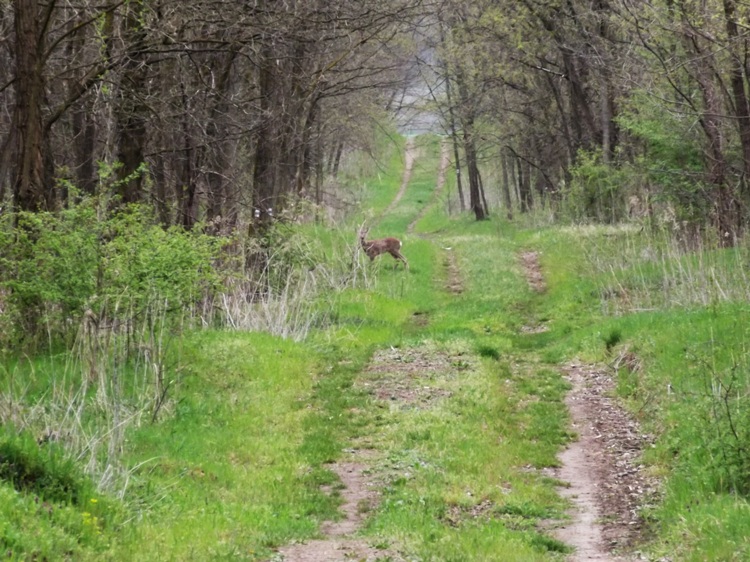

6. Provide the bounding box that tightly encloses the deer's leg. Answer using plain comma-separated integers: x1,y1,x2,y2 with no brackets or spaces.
389,250,409,270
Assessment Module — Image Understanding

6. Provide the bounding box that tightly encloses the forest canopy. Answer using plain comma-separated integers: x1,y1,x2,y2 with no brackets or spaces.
2,0,750,237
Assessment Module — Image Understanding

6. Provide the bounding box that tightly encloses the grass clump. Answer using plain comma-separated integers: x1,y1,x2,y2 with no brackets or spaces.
0,427,93,505
0,426,120,560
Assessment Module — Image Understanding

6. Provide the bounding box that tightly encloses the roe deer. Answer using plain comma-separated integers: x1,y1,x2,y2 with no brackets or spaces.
359,228,408,270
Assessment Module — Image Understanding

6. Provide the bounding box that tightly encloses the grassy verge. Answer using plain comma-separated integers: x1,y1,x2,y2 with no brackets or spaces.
525,223,750,560
5,131,750,561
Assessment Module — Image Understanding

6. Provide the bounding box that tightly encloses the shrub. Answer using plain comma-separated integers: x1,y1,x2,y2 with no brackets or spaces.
0,199,223,349
560,149,628,224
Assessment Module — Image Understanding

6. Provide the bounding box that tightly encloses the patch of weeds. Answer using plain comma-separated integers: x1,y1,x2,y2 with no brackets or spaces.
615,362,641,400
497,500,552,519
0,426,122,560
528,532,570,553
0,427,92,505
680,345,750,495
477,345,501,360
603,328,623,352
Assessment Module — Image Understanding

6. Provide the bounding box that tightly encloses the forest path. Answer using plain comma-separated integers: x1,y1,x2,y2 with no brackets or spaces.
278,142,654,562
275,456,392,561
276,138,426,562
552,359,655,562
380,136,418,220
519,253,654,561
407,139,450,234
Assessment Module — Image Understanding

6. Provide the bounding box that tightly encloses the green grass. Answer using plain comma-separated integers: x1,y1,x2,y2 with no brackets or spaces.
116,330,337,560
521,224,750,560
6,132,750,561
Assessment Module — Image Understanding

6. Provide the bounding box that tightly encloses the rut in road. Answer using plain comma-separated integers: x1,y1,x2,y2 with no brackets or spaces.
520,251,655,561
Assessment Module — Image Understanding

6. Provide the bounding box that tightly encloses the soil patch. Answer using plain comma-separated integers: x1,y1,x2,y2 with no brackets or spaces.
443,250,464,295
276,343,470,562
407,140,450,233
276,454,395,562
518,250,548,333
382,137,418,218
520,251,546,293
362,345,469,409
518,250,656,560
558,363,658,560
553,362,658,561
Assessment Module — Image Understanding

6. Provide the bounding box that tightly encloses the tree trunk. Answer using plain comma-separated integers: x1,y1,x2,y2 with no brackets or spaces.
518,155,532,213
600,76,613,164
561,47,599,153
722,0,750,191
683,24,739,243
545,72,576,166
114,2,148,205
501,149,513,220
72,101,97,196
330,141,344,177
297,98,319,196
178,86,196,229
252,43,279,227
204,49,239,229
13,0,52,211
462,124,486,221
444,74,466,212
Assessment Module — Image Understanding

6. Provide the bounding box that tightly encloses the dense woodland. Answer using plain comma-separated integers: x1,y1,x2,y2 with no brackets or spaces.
5,2,750,560
4,0,750,236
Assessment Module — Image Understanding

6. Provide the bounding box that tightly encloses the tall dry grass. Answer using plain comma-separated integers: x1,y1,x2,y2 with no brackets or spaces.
216,225,376,341
0,298,176,497
579,224,750,314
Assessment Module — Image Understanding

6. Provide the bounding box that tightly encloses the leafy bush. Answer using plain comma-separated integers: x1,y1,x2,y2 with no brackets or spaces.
0,202,100,344
0,198,223,349
101,205,222,313
617,89,712,226
561,149,628,224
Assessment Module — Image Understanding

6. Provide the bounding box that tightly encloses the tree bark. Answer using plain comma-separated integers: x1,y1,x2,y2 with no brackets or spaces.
12,0,53,211
114,2,148,205
252,42,278,227
462,123,486,220
517,154,532,213
444,74,466,213
204,49,239,229
722,0,750,191
501,149,513,220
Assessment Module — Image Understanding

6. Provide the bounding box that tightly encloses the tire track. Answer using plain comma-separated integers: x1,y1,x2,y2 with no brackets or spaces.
380,136,418,220
407,139,450,234
520,251,651,561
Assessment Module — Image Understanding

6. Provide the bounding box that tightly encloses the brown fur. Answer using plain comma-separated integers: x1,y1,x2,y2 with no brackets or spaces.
359,229,408,270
